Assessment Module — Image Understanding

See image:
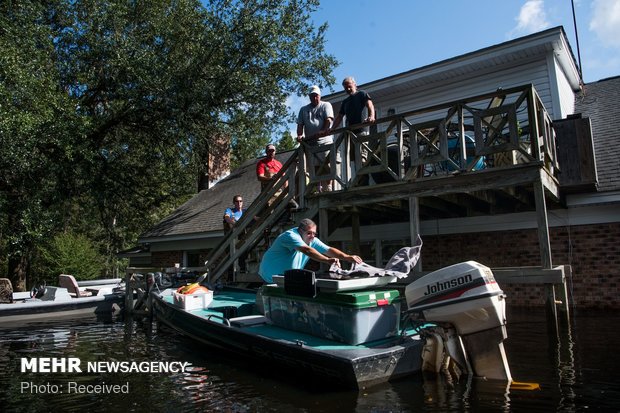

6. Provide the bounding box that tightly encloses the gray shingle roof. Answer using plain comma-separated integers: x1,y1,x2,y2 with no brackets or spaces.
574,76,620,191
140,150,294,240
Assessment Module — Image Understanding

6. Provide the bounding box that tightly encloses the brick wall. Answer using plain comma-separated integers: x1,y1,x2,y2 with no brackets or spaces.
198,133,231,191
150,250,210,269
422,222,620,309
151,251,184,268
148,223,619,309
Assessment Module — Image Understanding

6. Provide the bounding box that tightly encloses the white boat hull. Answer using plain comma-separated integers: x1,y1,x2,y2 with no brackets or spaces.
0,282,125,326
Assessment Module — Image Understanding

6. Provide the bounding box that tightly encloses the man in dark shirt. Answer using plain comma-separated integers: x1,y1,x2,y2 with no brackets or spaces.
331,77,375,181
331,76,375,132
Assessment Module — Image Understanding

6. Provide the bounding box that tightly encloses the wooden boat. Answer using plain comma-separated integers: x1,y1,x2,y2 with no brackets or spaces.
0,275,124,326
152,262,513,390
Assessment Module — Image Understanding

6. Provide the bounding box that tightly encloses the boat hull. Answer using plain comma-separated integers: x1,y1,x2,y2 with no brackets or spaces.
0,293,124,326
152,289,425,390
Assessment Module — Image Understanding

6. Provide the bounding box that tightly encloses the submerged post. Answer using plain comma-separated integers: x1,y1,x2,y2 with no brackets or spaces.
533,179,560,336
124,269,133,315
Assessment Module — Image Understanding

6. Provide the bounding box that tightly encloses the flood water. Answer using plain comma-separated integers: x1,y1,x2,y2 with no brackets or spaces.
0,307,618,412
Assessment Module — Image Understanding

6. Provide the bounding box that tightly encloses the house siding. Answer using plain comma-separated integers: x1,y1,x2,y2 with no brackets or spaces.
554,56,577,118
370,59,557,127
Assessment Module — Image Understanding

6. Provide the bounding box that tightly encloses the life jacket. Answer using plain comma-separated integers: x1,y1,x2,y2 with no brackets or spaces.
176,283,209,295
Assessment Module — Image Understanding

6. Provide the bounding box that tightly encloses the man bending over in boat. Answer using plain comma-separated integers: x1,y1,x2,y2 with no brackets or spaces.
258,218,363,283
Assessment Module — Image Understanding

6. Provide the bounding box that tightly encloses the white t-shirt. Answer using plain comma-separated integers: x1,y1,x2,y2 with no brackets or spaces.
297,101,334,146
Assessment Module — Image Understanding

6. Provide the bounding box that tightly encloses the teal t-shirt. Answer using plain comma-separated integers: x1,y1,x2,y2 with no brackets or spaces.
258,227,329,283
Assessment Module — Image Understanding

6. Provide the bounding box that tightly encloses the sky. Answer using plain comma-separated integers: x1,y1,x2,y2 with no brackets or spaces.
311,0,619,89
284,0,620,124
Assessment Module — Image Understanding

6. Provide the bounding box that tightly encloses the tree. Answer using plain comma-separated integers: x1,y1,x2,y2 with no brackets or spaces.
276,130,297,152
37,232,104,283
0,1,79,290
0,0,337,290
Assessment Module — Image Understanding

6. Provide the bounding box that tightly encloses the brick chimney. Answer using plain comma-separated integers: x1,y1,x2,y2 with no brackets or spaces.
197,133,230,191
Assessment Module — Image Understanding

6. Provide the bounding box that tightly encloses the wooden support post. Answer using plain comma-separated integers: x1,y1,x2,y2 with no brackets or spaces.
319,207,329,240
228,240,235,282
319,208,329,271
534,179,559,336
409,196,422,272
556,265,572,327
344,132,352,185
527,85,543,162
458,105,467,171
374,238,382,268
298,145,306,209
397,119,405,179
408,196,420,241
534,180,552,268
124,270,133,315
351,208,361,255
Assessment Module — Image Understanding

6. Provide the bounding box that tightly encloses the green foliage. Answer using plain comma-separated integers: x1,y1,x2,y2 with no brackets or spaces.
0,0,81,287
276,130,297,152
38,232,104,282
0,0,337,287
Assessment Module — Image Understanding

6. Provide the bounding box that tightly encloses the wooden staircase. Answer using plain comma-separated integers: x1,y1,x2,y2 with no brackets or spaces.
204,84,565,305
203,150,320,285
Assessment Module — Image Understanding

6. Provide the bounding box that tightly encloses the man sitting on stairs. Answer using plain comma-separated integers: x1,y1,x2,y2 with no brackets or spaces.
223,194,246,233
223,194,249,273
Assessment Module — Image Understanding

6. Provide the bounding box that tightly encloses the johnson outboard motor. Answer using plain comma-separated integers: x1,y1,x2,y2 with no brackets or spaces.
405,261,511,381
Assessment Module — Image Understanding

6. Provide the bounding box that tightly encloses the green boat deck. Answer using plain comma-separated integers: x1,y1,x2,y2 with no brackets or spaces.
164,288,425,350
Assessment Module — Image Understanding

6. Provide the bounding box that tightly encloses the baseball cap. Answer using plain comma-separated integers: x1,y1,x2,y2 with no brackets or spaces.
309,85,321,95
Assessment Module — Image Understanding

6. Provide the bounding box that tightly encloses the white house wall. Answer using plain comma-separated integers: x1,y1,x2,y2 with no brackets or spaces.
550,54,577,119
370,57,558,127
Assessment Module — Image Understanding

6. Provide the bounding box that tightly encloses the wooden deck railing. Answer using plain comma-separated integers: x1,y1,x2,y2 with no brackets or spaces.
202,84,558,284
299,83,558,197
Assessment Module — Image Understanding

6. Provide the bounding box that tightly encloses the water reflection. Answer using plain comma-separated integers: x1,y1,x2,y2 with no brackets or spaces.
0,309,619,412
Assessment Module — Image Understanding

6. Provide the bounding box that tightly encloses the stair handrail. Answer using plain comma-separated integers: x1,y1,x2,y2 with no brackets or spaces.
203,149,301,283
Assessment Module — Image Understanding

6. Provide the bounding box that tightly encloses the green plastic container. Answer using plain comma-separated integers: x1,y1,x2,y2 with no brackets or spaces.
261,286,401,345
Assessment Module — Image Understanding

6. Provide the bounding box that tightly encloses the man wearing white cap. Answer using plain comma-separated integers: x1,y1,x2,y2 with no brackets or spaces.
296,85,334,191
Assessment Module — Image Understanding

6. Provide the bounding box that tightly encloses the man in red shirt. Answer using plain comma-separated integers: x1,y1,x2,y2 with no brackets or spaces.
256,144,283,190
256,143,298,222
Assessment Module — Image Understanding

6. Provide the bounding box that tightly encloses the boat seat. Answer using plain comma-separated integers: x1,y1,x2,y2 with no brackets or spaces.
0,278,13,304
228,315,271,327
283,269,316,297
58,274,93,298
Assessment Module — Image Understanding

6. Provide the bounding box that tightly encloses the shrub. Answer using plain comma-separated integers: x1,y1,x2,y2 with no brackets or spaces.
38,232,103,281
